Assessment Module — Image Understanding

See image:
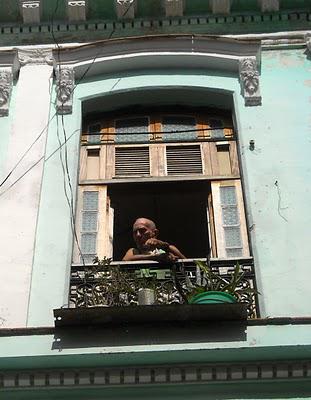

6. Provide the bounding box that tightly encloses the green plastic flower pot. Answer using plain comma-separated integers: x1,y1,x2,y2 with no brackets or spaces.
189,291,237,304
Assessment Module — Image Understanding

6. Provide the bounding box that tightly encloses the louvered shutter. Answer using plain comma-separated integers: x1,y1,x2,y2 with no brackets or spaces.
165,145,203,175
211,180,249,258
80,191,98,263
115,147,150,177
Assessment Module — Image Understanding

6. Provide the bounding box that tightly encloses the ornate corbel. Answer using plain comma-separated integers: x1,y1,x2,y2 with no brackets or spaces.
0,68,13,117
19,0,41,24
56,67,75,115
239,58,262,107
305,33,311,54
67,1,87,22
163,0,185,17
115,0,136,20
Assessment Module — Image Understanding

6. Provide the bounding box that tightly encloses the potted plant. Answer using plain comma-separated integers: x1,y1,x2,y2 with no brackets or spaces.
185,260,257,305
89,257,157,306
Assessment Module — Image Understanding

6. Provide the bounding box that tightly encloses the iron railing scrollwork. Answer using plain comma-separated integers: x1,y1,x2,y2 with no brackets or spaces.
70,258,258,318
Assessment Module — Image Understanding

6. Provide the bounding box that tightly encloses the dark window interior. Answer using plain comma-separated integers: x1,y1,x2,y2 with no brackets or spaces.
110,181,210,261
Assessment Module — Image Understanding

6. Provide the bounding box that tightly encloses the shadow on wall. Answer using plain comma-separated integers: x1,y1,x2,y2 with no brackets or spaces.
52,321,246,350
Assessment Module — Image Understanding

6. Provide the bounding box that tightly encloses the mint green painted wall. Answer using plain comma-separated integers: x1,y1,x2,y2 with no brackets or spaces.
235,49,311,318
28,49,311,329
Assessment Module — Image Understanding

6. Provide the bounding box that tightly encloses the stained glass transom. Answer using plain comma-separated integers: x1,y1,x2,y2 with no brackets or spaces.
115,118,149,143
162,116,197,142
209,119,225,139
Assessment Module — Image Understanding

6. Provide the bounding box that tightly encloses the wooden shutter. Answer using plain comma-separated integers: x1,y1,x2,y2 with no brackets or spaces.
114,146,150,177
165,145,203,175
211,180,249,258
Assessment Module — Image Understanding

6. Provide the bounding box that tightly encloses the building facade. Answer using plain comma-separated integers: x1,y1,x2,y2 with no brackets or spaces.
0,1,311,398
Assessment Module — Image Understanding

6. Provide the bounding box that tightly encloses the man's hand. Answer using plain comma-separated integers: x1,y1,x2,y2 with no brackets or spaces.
152,251,178,263
144,238,169,251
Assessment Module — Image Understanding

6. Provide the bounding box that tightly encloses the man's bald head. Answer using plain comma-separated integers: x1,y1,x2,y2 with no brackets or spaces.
132,218,158,249
133,218,156,230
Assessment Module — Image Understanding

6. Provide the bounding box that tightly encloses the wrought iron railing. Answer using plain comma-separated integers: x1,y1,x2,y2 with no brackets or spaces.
70,257,258,318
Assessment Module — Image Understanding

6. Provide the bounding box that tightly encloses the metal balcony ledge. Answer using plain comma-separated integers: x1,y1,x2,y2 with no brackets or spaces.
54,303,248,328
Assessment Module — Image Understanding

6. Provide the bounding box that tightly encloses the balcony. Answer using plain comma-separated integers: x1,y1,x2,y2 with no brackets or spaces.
60,257,258,326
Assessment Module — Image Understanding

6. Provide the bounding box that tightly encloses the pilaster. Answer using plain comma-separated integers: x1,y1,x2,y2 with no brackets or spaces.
0,48,54,328
66,1,87,22
239,57,262,106
115,0,137,20
163,0,185,17
210,0,232,15
258,0,279,12
19,0,41,24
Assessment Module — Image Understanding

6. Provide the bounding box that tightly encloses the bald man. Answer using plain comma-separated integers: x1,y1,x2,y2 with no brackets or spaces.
122,218,186,262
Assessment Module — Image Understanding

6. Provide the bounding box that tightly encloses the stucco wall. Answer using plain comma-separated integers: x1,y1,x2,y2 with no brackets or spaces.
0,47,310,329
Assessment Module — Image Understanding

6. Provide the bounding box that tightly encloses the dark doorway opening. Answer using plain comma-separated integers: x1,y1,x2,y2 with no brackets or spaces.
109,181,210,261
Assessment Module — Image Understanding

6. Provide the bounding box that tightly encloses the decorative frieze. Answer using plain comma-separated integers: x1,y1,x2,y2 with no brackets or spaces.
18,49,54,66
210,0,231,14
0,68,13,117
67,0,87,22
19,0,41,24
1,361,311,389
56,67,75,114
163,0,185,17
239,57,262,107
258,0,279,12
115,0,137,20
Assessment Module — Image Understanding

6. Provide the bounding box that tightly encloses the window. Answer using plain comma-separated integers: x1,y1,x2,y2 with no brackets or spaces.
75,108,249,262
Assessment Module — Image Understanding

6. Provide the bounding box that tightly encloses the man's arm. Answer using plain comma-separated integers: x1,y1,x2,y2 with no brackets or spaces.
122,248,166,262
168,245,186,260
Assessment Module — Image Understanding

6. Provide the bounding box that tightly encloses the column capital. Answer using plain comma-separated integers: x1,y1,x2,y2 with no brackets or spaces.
18,49,54,66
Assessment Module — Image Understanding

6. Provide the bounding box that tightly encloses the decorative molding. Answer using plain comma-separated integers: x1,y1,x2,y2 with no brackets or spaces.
258,0,279,12
56,67,75,114
0,68,13,117
305,33,311,53
18,49,54,66
19,0,41,24
210,0,232,15
163,0,185,17
1,361,311,389
115,0,137,20
239,57,262,106
67,0,87,22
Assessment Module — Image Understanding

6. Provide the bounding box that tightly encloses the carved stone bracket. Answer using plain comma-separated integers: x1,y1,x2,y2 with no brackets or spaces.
305,33,311,54
163,0,185,17
18,49,54,66
257,0,279,12
115,0,137,20
67,0,87,22
56,67,75,114
19,0,41,24
209,0,232,14
239,57,262,106
0,68,13,117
